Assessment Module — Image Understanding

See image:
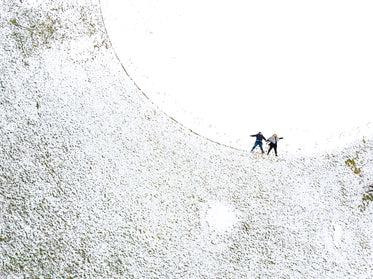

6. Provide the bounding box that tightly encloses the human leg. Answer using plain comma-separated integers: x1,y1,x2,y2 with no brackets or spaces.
258,142,264,153
267,144,273,155
251,141,259,151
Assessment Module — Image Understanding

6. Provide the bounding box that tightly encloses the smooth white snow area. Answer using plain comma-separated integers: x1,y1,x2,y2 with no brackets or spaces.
205,201,238,232
1,0,373,278
101,0,373,154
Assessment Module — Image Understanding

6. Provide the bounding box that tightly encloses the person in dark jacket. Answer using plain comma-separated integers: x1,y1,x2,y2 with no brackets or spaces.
266,134,284,156
250,132,267,153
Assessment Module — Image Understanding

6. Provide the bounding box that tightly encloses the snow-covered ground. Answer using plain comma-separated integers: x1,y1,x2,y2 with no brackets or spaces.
1,0,373,278
100,0,373,154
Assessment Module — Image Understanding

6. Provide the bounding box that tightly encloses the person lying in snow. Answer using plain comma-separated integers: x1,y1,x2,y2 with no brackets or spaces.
266,134,284,156
250,132,267,153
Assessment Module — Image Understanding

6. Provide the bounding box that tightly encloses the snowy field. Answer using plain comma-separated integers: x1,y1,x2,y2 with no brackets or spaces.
1,0,373,278
100,0,373,154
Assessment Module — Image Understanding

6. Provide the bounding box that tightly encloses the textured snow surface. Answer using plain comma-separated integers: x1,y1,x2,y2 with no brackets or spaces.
1,0,373,278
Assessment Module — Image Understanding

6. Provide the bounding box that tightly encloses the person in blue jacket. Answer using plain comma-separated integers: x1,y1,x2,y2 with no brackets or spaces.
250,132,267,153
